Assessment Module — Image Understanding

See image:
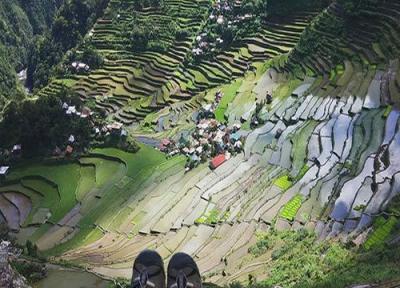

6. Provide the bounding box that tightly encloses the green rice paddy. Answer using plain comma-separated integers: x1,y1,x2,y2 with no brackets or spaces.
215,79,243,121
279,194,303,221
274,175,293,190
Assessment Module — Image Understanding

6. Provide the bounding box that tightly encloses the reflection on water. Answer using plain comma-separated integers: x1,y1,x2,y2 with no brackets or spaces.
33,269,111,288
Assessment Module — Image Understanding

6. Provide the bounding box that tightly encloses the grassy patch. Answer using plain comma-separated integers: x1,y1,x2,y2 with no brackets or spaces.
280,194,303,221
76,165,96,201
273,79,302,100
364,216,398,250
215,79,243,122
238,230,400,288
80,157,121,187
92,144,168,177
9,163,81,223
291,120,318,176
383,105,392,118
295,164,309,181
274,175,293,190
249,231,275,257
21,178,59,209
195,209,229,225
46,146,185,255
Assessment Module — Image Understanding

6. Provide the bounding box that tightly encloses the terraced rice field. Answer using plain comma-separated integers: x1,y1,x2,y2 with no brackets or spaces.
36,0,321,127
5,62,400,285
15,71,398,283
3,0,400,285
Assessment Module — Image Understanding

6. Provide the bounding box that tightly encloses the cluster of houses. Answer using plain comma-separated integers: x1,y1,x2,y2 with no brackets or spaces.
54,120,127,157
192,0,254,57
160,119,244,171
159,91,245,171
62,102,93,118
58,103,95,156
61,98,128,156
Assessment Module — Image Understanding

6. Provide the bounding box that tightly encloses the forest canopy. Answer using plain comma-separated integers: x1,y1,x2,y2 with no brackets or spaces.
0,87,91,157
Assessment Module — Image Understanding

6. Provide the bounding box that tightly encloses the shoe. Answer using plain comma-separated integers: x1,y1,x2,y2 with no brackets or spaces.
167,252,202,288
131,250,165,288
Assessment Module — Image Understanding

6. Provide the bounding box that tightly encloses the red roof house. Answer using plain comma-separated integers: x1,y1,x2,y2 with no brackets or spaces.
159,138,171,151
210,154,226,169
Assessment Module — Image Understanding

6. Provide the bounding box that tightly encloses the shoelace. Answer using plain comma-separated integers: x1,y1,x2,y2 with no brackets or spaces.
132,270,154,288
170,271,194,288
176,271,188,288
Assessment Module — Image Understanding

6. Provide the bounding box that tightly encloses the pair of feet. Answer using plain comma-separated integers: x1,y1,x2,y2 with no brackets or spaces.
131,250,202,288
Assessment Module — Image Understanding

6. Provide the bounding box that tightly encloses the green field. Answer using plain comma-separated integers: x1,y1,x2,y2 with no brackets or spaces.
46,145,186,255
364,216,398,250
280,194,303,221
9,163,81,223
274,175,293,190
0,144,185,255
214,79,243,121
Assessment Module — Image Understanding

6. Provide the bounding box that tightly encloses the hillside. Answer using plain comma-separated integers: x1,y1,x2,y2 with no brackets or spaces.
0,0,400,288
0,0,63,107
284,0,400,86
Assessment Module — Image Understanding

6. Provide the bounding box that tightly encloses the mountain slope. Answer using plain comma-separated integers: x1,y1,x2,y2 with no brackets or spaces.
0,0,63,107
283,0,400,78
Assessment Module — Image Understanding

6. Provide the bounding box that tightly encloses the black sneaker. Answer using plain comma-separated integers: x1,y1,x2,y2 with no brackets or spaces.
131,250,165,288
167,252,202,288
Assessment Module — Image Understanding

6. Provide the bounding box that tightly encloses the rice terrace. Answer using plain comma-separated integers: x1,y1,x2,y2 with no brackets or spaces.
0,0,400,287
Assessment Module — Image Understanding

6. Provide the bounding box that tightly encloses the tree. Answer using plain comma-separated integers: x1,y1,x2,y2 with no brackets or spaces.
0,86,91,156
26,240,38,257
81,45,104,69
27,0,109,90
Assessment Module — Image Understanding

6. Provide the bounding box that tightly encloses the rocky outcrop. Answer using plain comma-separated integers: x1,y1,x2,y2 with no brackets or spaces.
0,241,30,288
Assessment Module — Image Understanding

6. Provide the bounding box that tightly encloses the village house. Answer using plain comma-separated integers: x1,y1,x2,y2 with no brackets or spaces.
0,166,9,181
65,105,77,115
80,107,93,118
12,145,21,154
11,145,22,158
107,122,123,132
71,61,90,73
210,154,226,169
68,135,75,143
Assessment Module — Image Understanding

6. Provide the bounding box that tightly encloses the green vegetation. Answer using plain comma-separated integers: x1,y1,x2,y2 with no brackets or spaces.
273,79,302,99
1,1,400,287
214,80,242,121
0,0,62,107
267,0,329,16
273,175,292,190
0,86,90,157
279,194,303,221
79,157,120,187
364,216,398,250
120,10,178,53
295,164,309,181
27,0,109,90
383,105,392,118
285,0,400,77
46,146,185,255
288,9,345,76
242,229,400,288
249,231,274,256
91,144,170,177
11,259,46,283
9,162,81,223
195,209,229,225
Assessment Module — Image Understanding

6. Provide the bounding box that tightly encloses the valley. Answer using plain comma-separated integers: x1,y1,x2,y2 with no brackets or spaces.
0,0,400,287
